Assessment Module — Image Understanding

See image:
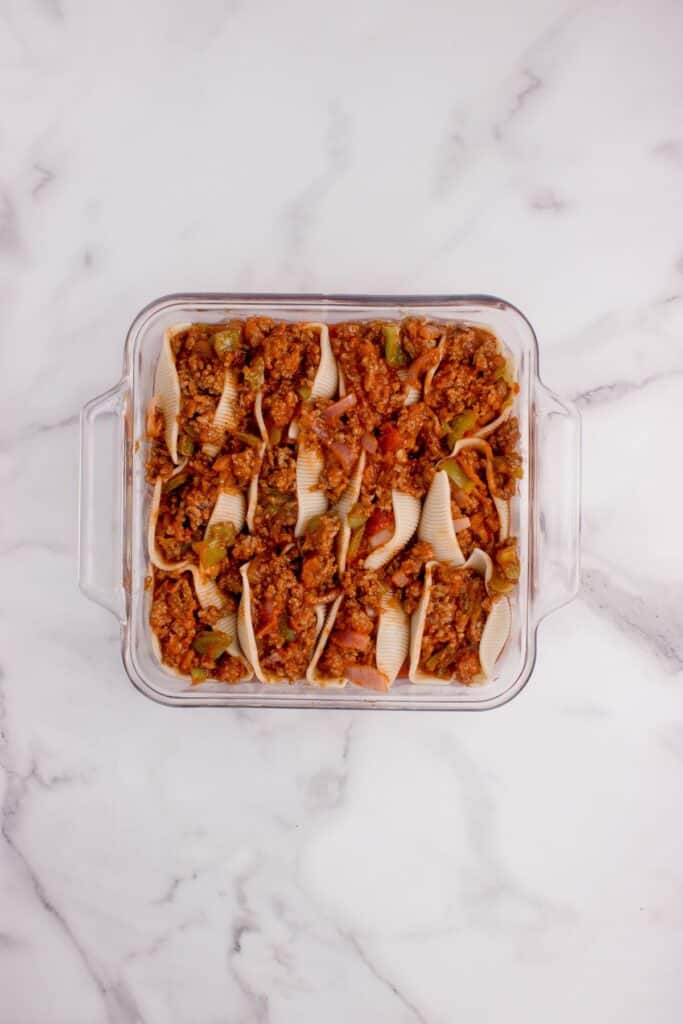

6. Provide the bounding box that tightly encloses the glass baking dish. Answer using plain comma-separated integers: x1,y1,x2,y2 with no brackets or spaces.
78,293,580,710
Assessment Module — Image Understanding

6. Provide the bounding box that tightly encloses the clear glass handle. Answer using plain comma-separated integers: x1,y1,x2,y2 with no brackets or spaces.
78,380,128,620
532,380,581,623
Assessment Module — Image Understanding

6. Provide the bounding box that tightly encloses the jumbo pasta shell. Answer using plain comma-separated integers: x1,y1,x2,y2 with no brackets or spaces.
375,596,410,685
409,550,510,684
309,323,337,399
364,491,421,571
289,324,338,440
418,440,509,561
236,562,281,684
154,324,188,464
408,561,439,684
306,594,346,688
450,437,510,542
205,487,246,538
254,391,268,443
203,368,240,457
147,465,191,572
478,597,511,679
187,567,253,680
306,591,406,690
475,404,512,439
418,470,467,566
404,384,420,406
334,450,366,573
294,445,328,538
245,441,267,532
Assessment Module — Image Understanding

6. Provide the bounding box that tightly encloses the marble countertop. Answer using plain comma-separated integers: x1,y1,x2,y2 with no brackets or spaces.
2,1,683,1021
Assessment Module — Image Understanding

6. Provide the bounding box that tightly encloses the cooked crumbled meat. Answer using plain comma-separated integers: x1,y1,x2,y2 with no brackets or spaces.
317,567,384,679
301,512,341,598
150,572,245,682
253,444,298,546
383,539,433,614
329,321,407,425
419,565,492,684
247,555,318,681
425,325,516,434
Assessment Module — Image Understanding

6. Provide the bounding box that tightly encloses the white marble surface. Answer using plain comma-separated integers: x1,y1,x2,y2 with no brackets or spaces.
2,0,683,1020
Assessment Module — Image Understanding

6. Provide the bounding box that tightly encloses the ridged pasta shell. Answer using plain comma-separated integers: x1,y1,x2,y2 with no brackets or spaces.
147,465,190,572
450,437,510,542
375,595,410,685
236,563,282,684
186,566,252,678
334,450,366,573
409,551,510,684
475,404,512,439
245,441,266,532
306,594,346,688
418,470,467,566
294,445,328,538
203,368,239,457
364,491,421,571
254,391,268,443
154,325,188,464
289,324,337,440
404,384,420,406
306,590,407,689
148,565,252,681
418,439,509,560
423,344,443,396
478,597,511,679
309,323,337,399
205,487,246,538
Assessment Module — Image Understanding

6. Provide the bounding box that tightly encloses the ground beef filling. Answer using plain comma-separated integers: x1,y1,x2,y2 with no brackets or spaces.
383,540,434,616
257,320,322,432
247,556,318,681
297,397,364,504
426,326,516,435
419,565,493,684
147,316,522,686
150,574,244,683
300,512,342,603
446,448,502,560
153,452,220,563
317,568,384,680
253,443,298,547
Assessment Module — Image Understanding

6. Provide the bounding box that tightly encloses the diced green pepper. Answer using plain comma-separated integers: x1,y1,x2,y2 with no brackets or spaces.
269,425,282,447
347,524,365,562
383,324,408,368
305,514,322,535
162,471,189,493
213,325,242,357
441,458,474,492
244,356,265,391
347,502,367,531
192,630,233,657
446,409,477,447
190,666,209,684
496,544,520,582
192,539,227,569
178,434,195,457
206,521,236,547
298,384,312,400
279,616,296,643
489,573,514,595
236,431,263,448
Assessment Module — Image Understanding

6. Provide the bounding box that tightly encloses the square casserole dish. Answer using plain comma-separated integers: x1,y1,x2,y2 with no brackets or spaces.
79,294,580,710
